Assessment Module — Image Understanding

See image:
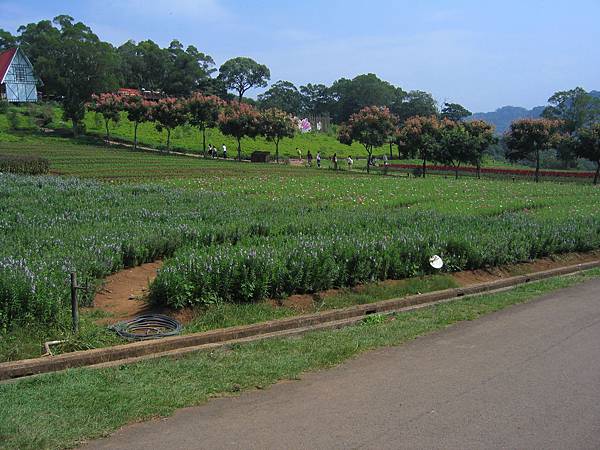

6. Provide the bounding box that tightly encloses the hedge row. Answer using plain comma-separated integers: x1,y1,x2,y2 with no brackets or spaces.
0,154,49,175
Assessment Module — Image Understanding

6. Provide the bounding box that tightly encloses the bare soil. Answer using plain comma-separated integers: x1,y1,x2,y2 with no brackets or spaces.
93,261,162,320
91,250,600,323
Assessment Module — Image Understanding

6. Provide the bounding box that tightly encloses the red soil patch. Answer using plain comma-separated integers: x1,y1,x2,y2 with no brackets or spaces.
93,261,163,321
91,261,198,325
279,295,315,312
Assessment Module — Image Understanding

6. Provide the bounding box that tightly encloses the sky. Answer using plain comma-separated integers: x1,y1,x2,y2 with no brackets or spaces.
1,0,599,112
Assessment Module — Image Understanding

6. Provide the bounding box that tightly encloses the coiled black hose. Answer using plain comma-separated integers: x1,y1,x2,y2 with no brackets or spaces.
109,314,182,341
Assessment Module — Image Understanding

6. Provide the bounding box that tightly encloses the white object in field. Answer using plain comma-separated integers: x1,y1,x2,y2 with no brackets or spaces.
429,255,444,269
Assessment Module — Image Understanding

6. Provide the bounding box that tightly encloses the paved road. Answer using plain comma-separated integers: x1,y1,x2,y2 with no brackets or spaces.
85,279,600,450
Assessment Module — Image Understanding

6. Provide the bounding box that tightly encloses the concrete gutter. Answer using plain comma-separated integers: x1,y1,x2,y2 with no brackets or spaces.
1,260,599,381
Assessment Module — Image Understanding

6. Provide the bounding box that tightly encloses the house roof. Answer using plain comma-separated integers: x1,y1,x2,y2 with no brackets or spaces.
118,88,142,96
0,48,18,84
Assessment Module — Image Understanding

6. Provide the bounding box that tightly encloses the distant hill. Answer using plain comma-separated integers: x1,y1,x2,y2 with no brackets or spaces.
470,106,545,134
471,90,600,134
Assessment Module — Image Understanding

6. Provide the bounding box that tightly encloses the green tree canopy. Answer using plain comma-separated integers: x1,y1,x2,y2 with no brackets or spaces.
0,29,17,51
392,90,438,124
16,16,120,133
218,57,270,101
542,87,600,134
330,74,403,123
505,118,564,182
257,81,302,115
299,83,334,116
573,124,600,184
440,102,472,122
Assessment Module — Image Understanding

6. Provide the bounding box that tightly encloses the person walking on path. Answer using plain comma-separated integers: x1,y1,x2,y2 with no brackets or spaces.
332,153,338,170
316,152,321,168
307,150,313,167
222,144,227,159
296,147,302,163
347,155,353,170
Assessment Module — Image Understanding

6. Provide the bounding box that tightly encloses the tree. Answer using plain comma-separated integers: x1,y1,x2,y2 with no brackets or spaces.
118,39,167,91
338,106,397,173
396,115,442,177
258,108,296,162
87,93,123,141
542,87,600,168
437,120,473,179
218,101,260,160
164,40,216,97
17,16,120,134
299,83,334,116
542,87,600,134
151,98,188,151
505,118,563,182
392,90,438,124
0,29,17,51
257,81,302,115
573,124,600,184
218,57,270,101
463,120,496,178
186,92,225,154
123,95,154,150
440,102,472,122
329,74,402,123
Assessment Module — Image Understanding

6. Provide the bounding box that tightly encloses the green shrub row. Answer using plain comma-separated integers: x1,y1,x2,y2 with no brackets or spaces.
149,213,600,308
0,154,49,175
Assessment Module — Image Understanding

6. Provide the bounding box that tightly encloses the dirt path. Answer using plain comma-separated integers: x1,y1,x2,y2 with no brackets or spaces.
92,261,162,322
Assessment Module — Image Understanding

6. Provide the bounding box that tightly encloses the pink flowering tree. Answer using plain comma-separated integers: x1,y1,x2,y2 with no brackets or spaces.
338,106,397,173
396,115,443,177
87,93,123,142
151,98,188,151
462,120,496,178
123,95,155,150
258,108,296,162
186,93,226,155
218,101,260,161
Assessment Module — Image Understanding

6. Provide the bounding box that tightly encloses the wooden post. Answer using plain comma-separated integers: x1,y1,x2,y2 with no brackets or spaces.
70,272,79,334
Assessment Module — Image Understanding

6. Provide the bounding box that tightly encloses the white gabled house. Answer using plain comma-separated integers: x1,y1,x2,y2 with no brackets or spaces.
0,47,38,103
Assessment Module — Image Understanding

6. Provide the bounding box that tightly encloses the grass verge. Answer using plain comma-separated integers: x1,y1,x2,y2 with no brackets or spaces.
1,269,598,449
1,274,457,361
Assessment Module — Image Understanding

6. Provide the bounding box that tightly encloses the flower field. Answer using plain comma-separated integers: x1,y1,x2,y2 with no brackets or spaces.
2,137,600,333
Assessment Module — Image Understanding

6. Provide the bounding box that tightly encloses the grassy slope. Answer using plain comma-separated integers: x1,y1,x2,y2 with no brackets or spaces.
0,269,598,449
1,107,523,168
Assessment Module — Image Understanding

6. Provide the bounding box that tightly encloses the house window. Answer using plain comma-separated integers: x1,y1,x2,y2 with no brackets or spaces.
13,65,28,82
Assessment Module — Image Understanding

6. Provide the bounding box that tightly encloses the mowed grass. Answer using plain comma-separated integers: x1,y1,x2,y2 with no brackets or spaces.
1,269,598,450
